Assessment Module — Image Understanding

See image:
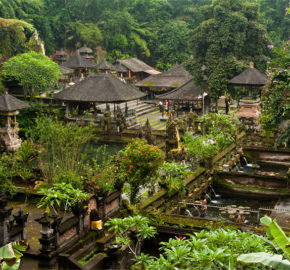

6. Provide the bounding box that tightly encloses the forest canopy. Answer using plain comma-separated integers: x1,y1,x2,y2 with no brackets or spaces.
0,0,289,68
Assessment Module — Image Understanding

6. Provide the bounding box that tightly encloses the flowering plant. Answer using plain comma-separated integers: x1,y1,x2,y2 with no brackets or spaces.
119,139,164,203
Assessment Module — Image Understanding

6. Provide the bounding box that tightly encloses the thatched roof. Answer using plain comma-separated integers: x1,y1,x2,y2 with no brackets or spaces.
228,66,268,86
62,55,96,69
114,62,127,72
96,59,115,71
59,65,74,75
78,44,93,54
54,73,145,103
115,57,155,73
0,93,30,112
135,64,193,89
55,48,67,57
158,78,208,101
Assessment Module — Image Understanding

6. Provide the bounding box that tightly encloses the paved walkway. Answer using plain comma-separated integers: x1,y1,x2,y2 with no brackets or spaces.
136,109,167,130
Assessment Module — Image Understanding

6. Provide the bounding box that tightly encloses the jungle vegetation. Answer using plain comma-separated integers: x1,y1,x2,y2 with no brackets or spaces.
0,0,288,67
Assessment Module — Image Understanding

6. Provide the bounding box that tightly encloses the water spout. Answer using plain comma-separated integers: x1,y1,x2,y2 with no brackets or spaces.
211,188,221,198
185,209,193,217
241,156,248,166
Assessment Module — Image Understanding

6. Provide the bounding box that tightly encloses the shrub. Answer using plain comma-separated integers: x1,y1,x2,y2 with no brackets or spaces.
136,228,275,269
119,139,164,204
184,133,219,164
159,162,191,195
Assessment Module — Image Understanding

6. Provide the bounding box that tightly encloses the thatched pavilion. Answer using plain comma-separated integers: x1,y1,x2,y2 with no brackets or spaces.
77,44,94,60
0,91,29,151
62,54,97,80
96,59,115,73
159,78,209,116
136,64,192,98
228,62,268,96
113,57,160,82
59,65,74,87
54,48,67,64
55,73,144,116
228,62,268,131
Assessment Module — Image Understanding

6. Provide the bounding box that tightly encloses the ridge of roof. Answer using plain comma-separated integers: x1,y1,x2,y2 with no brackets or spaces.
0,94,30,112
54,73,145,103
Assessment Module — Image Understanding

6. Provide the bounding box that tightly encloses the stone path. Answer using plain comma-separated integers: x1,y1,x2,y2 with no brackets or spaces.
136,109,167,130
8,200,42,251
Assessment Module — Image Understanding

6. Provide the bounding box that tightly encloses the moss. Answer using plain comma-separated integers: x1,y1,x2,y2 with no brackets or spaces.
139,189,167,210
78,247,99,265
144,81,154,86
184,167,206,185
157,213,240,230
171,83,180,87
214,177,290,195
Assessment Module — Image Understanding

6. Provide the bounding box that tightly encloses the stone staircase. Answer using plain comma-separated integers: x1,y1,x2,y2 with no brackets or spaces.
96,100,156,117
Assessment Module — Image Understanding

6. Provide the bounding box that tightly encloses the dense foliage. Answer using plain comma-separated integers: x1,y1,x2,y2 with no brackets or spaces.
119,138,164,203
260,42,290,147
136,228,275,269
159,162,191,195
37,182,88,215
184,113,240,163
185,0,271,102
29,117,93,189
1,52,61,96
0,17,35,58
106,215,156,257
0,0,288,69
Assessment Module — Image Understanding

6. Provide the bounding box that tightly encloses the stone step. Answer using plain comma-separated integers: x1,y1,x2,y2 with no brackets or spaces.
136,106,156,117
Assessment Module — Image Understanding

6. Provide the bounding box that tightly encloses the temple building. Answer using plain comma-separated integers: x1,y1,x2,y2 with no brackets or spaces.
135,64,193,99
113,57,160,82
0,90,30,152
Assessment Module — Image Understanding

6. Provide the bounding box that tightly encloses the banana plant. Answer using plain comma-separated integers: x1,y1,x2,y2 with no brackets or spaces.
238,253,290,270
237,216,290,269
0,241,27,270
260,216,290,258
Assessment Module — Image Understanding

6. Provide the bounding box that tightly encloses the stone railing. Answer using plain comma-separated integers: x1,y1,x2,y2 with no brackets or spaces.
0,193,28,247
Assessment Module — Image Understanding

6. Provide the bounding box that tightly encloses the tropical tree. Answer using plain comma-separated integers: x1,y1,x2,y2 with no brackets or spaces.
66,21,103,50
0,17,35,58
1,51,61,97
260,42,290,148
186,0,271,103
151,20,190,70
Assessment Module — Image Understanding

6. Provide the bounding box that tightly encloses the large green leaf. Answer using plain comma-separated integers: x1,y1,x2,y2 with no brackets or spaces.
261,216,290,258
0,241,27,270
237,252,290,270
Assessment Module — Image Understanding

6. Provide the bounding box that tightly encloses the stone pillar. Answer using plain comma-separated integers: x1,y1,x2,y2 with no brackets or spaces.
35,213,54,255
0,194,12,246
71,202,87,235
13,209,29,241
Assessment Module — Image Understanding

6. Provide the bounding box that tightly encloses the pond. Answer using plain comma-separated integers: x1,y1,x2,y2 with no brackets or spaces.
82,143,125,163
206,191,277,226
182,188,278,227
